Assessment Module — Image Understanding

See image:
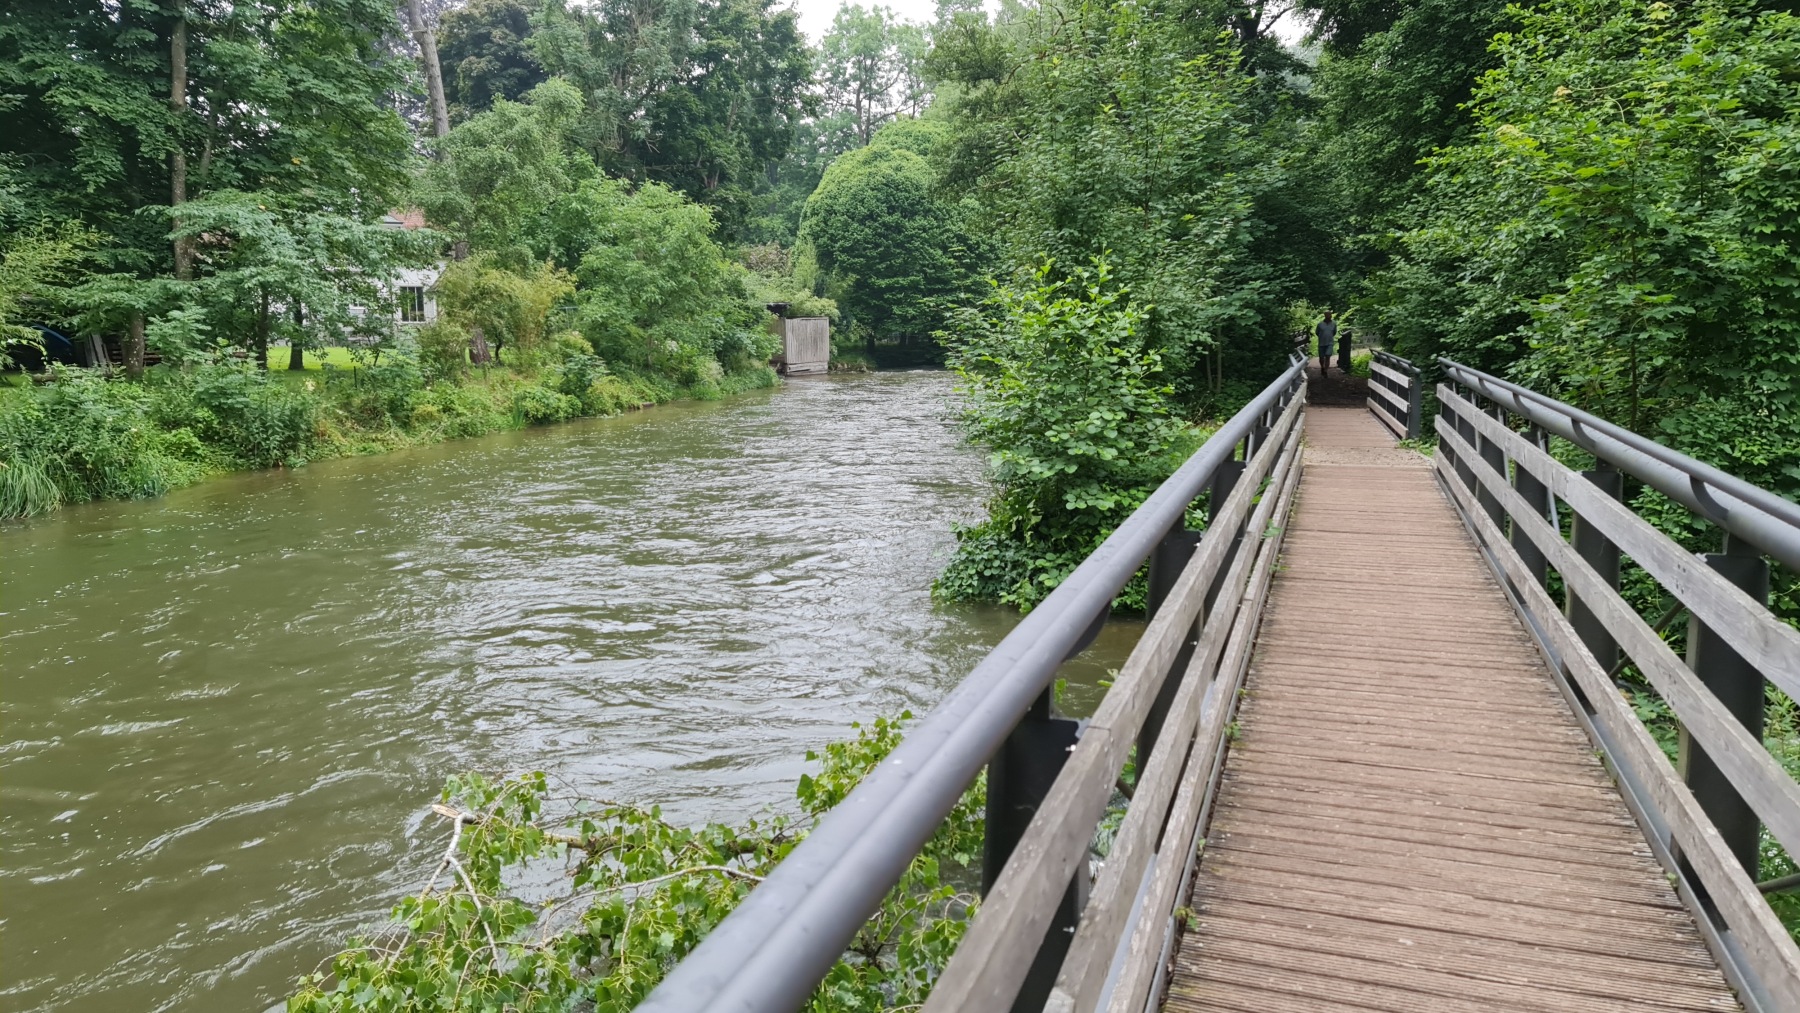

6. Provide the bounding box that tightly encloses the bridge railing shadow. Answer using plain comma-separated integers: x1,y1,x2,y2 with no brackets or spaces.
637,357,1309,1013
1436,359,1800,1010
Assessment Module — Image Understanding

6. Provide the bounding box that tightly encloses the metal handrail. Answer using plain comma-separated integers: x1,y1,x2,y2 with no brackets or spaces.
1440,359,1800,571
1373,349,1418,376
638,359,1307,1013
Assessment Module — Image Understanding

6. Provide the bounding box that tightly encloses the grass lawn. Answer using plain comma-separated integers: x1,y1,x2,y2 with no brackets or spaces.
267,345,363,370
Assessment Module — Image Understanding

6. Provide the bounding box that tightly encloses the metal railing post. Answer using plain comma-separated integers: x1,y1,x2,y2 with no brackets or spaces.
1448,391,1477,492
1477,404,1507,529
1404,370,1423,440
1679,533,1771,876
1566,467,1623,672
1511,426,1551,589
982,687,1083,1013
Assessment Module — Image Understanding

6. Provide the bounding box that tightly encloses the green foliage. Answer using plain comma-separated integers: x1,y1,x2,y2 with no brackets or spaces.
560,178,771,375
799,138,975,343
417,79,591,262
531,0,813,237
937,261,1191,608
1373,0,1800,498
0,367,205,511
415,320,472,383
0,219,96,360
434,256,576,365
439,0,549,122
285,713,982,1012
927,0,1310,404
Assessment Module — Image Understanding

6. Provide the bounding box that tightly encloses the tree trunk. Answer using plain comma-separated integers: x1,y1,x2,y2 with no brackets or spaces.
469,326,491,364
289,304,305,369
126,312,147,379
256,289,270,370
403,0,450,141
170,0,193,280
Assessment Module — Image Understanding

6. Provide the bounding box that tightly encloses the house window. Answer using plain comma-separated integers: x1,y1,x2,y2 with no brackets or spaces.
399,286,426,322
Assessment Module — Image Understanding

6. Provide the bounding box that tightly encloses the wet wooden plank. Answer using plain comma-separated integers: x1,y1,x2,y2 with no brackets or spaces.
1160,408,1740,1013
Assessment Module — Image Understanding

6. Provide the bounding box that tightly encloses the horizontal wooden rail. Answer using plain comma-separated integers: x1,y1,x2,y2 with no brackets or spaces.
1366,350,1420,440
927,391,1305,1012
1433,371,1800,1009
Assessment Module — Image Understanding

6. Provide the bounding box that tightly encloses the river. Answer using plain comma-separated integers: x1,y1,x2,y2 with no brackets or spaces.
0,372,1138,1013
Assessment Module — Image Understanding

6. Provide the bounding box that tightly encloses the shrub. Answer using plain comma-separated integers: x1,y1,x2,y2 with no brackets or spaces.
185,365,320,466
937,261,1190,608
415,320,471,383
0,367,203,516
512,385,579,424
337,359,424,429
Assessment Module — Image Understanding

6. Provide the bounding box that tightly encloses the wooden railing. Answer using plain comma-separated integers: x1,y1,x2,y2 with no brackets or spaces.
1435,360,1800,1011
1366,349,1421,440
639,360,1307,1013
927,378,1305,1013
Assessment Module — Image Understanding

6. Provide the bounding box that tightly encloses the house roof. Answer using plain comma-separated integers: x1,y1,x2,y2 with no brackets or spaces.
382,208,428,230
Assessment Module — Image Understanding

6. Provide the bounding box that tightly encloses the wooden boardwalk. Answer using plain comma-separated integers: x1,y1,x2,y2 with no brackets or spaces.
1162,408,1741,1013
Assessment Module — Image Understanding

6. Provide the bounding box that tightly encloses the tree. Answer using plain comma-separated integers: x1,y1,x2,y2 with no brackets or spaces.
0,0,415,371
530,0,812,237
165,190,437,368
817,4,930,149
556,177,769,378
799,129,971,343
1373,0,1800,496
403,0,452,139
415,78,591,262
433,254,574,364
438,0,548,122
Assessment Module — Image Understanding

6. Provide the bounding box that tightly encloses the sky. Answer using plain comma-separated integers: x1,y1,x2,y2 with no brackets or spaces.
785,0,1314,45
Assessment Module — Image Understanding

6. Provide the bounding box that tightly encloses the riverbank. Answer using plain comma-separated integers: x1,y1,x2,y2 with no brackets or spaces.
0,355,779,521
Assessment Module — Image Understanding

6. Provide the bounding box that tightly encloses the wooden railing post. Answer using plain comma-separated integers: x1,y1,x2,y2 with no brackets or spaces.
1680,533,1771,876
1511,425,1551,589
982,687,1083,1013
1566,467,1623,672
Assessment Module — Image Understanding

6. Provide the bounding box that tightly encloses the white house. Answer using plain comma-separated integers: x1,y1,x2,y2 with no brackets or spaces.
380,210,443,327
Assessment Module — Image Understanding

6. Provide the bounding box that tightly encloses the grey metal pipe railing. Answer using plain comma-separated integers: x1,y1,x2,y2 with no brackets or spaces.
637,358,1306,1013
1440,359,1800,572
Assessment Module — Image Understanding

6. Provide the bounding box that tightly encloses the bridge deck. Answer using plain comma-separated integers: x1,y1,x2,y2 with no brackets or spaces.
1162,408,1740,1012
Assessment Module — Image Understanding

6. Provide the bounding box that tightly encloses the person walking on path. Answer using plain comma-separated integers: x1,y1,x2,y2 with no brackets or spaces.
1316,311,1338,374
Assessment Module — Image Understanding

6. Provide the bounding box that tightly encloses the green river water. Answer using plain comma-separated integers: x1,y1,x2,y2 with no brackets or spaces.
0,372,1138,1012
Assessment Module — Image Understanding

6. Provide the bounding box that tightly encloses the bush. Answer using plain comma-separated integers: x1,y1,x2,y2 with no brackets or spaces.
338,359,425,429
415,320,471,382
0,367,204,517
512,384,579,424
184,365,320,466
937,261,1190,609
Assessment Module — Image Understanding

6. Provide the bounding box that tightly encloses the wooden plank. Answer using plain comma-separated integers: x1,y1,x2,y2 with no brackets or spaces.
1366,397,1405,439
1431,437,1800,1007
921,393,1303,1013
1436,413,1800,861
1161,408,1742,1013
1369,360,1411,388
